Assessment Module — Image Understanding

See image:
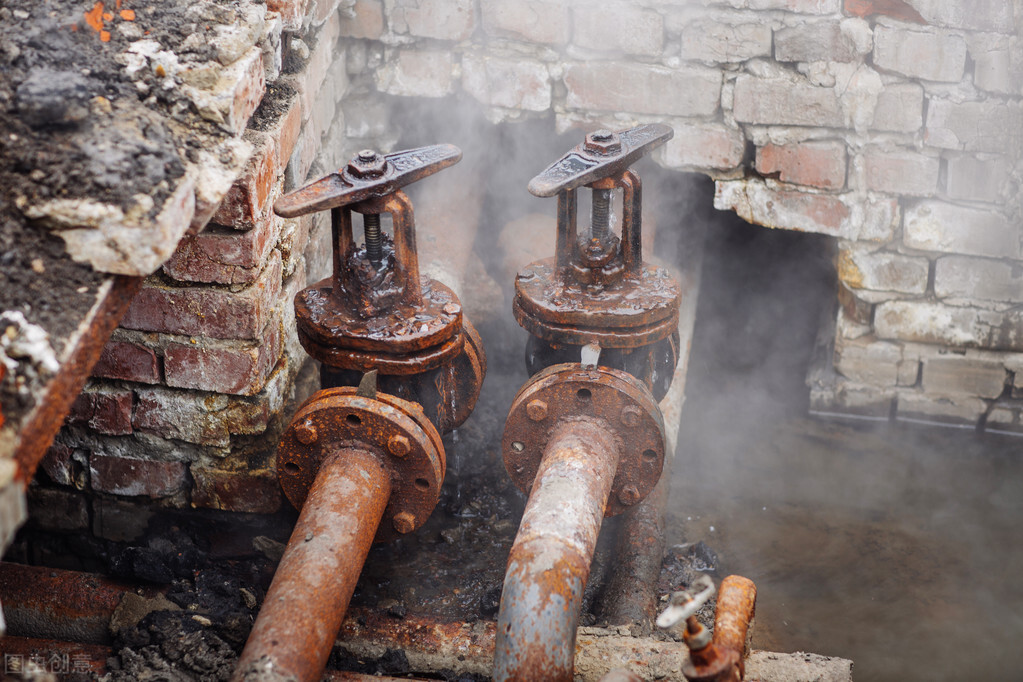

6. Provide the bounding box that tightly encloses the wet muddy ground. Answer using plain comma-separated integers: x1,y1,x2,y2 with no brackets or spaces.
673,210,1023,681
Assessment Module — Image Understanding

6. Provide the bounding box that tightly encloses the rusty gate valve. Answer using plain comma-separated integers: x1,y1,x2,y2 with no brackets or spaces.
277,382,445,542
515,124,682,400
275,145,486,433
502,362,666,516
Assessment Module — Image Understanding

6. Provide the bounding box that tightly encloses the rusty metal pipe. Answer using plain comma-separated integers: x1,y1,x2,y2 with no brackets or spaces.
494,420,621,682
713,576,757,678
234,447,392,682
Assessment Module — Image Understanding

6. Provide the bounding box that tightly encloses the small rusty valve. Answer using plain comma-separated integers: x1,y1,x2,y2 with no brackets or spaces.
275,145,486,433
515,124,680,400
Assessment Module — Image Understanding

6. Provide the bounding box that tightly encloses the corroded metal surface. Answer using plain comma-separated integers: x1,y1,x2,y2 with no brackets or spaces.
274,145,462,218
712,575,757,680
528,125,673,198
503,364,665,517
13,275,141,484
321,317,486,433
280,147,484,433
0,562,161,644
598,669,644,682
276,387,444,543
494,420,622,682
514,126,680,400
295,193,460,357
234,448,392,682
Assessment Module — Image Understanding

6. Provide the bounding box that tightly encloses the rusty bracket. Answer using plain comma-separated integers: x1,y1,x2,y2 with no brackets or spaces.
274,145,462,218
527,124,672,197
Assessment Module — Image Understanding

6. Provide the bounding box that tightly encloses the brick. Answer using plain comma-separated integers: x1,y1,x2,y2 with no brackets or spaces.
986,405,1022,433
935,256,1023,303
133,387,232,446
90,454,187,498
210,132,277,229
732,75,843,127
871,83,924,132
268,0,307,31
681,21,771,63
564,63,720,117
573,2,663,56
164,219,281,286
875,300,1023,350
285,120,319,189
904,0,1014,33
843,0,926,23
862,148,939,196
92,498,153,542
659,122,745,171
305,210,333,282
945,155,1013,203
834,336,903,386
926,99,1023,153
971,44,1021,95
164,320,283,396
341,0,385,39
27,488,89,532
714,179,898,241
191,467,282,513
462,54,550,111
749,0,840,12
903,201,1020,259
185,47,266,136
775,21,864,63
389,0,475,40
268,84,298,167
837,244,929,294
376,49,455,98
896,391,987,426
92,339,160,384
280,216,310,278
480,0,569,45
300,13,342,119
41,442,83,488
68,385,134,436
923,355,1007,398
756,141,847,190
310,0,341,26
121,251,283,340
260,11,283,83
809,376,895,418
838,282,874,326
873,25,966,82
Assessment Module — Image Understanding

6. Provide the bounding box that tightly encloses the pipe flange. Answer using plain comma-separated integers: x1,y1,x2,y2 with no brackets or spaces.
513,259,680,350
277,387,445,542
502,363,665,517
296,277,464,363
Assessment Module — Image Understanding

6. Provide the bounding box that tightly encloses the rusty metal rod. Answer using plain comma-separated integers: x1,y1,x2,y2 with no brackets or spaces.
493,420,621,682
714,575,757,678
234,448,391,682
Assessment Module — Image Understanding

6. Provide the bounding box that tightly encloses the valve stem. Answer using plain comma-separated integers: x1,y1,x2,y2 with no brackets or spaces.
364,213,383,267
591,188,612,240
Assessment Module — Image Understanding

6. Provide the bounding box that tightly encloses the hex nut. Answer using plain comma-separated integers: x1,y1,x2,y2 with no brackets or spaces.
294,420,318,445
393,511,416,534
620,406,642,427
388,434,411,458
526,399,548,422
618,485,641,506
348,149,387,179
584,129,621,155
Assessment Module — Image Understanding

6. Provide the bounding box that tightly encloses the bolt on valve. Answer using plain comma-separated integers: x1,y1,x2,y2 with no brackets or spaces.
515,124,681,400
275,144,486,433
